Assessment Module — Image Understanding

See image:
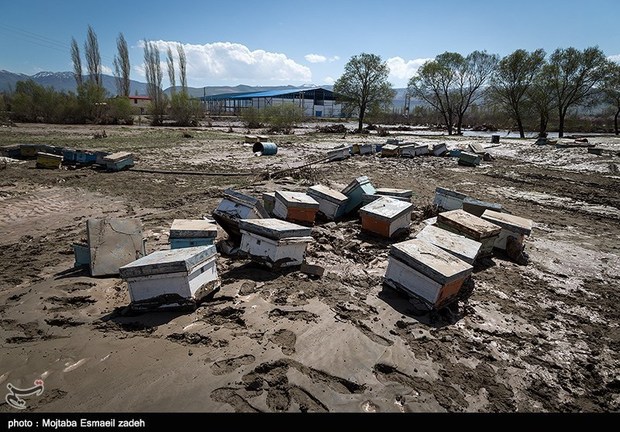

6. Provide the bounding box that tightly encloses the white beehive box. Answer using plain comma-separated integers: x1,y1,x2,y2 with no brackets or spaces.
306,184,349,220
414,224,482,265
359,196,414,238
239,218,313,269
119,245,220,310
169,219,218,249
481,209,533,250
327,146,350,161
436,209,502,256
384,238,473,309
434,187,468,211
212,189,268,242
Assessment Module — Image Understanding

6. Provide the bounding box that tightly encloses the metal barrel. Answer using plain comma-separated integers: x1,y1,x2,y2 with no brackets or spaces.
252,142,278,155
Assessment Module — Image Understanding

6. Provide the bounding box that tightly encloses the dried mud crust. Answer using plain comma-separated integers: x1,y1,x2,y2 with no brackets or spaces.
0,123,619,412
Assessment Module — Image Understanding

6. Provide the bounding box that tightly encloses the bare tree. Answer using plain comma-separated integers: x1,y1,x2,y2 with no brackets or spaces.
71,37,83,87
333,53,395,132
490,49,546,138
409,51,498,135
527,71,556,137
544,46,609,137
602,62,620,135
84,25,102,86
166,46,176,94
113,33,131,97
177,43,187,91
143,39,165,125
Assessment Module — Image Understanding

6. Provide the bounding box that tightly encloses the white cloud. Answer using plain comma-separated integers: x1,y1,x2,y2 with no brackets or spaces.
305,54,327,63
101,65,112,75
136,40,312,85
386,56,432,82
305,54,340,64
608,54,620,63
323,76,335,85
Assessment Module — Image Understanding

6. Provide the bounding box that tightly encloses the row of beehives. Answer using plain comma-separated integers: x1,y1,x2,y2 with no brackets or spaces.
69,178,532,312
326,139,488,168
1,143,133,171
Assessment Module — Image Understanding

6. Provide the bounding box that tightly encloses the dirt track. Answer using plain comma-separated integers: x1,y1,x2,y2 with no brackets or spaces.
0,122,619,413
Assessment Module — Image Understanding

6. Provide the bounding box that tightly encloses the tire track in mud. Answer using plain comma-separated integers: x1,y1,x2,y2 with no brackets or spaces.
211,358,365,412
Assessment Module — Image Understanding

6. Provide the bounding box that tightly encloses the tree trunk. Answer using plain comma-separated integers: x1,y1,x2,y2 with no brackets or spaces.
615,107,620,135
358,104,365,133
558,108,565,138
516,115,525,139
539,113,548,137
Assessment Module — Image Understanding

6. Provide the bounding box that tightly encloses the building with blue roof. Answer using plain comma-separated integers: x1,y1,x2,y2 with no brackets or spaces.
199,86,344,118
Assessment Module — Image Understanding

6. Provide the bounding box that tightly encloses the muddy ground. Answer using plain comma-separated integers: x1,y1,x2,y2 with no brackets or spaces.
0,122,619,413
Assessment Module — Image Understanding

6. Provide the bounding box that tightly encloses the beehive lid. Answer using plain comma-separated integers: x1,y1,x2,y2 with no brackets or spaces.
375,188,413,198
390,238,473,284
87,218,144,277
275,191,319,209
307,185,348,204
169,219,218,239
239,218,312,240
435,187,468,200
463,197,502,212
119,245,217,279
342,176,373,195
437,209,502,239
359,196,414,222
481,210,533,236
103,151,133,162
414,224,482,264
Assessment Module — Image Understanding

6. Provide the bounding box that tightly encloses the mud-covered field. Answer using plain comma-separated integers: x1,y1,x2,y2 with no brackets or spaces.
1,122,619,413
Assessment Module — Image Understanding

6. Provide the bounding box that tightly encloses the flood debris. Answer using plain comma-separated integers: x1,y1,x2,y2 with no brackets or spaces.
238,218,313,269
119,245,220,311
252,141,278,156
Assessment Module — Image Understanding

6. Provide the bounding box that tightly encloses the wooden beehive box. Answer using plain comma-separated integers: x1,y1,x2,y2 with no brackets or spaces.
262,192,276,216
414,224,482,265
436,209,502,256
359,196,414,238
36,152,62,169
434,187,468,211
239,218,313,269
169,219,218,249
375,188,413,202
306,184,349,221
384,238,473,309
462,197,502,217
119,245,219,310
212,189,268,242
341,175,376,215
273,191,320,225
481,209,533,251
103,151,134,171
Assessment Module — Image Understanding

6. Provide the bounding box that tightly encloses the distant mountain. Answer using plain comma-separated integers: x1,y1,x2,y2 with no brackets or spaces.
0,69,415,108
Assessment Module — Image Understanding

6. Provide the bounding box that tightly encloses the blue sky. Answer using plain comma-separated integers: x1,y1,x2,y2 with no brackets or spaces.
1,0,619,89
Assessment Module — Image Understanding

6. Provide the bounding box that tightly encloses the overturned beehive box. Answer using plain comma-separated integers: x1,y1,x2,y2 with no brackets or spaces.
434,187,468,211
375,188,413,203
414,224,482,265
436,209,502,257
212,189,269,243
169,219,218,249
36,152,62,169
432,143,448,156
359,196,414,238
462,197,502,217
306,184,349,221
341,175,377,215
384,238,474,310
239,218,313,269
119,245,220,311
481,209,533,257
273,191,320,225
458,152,482,167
